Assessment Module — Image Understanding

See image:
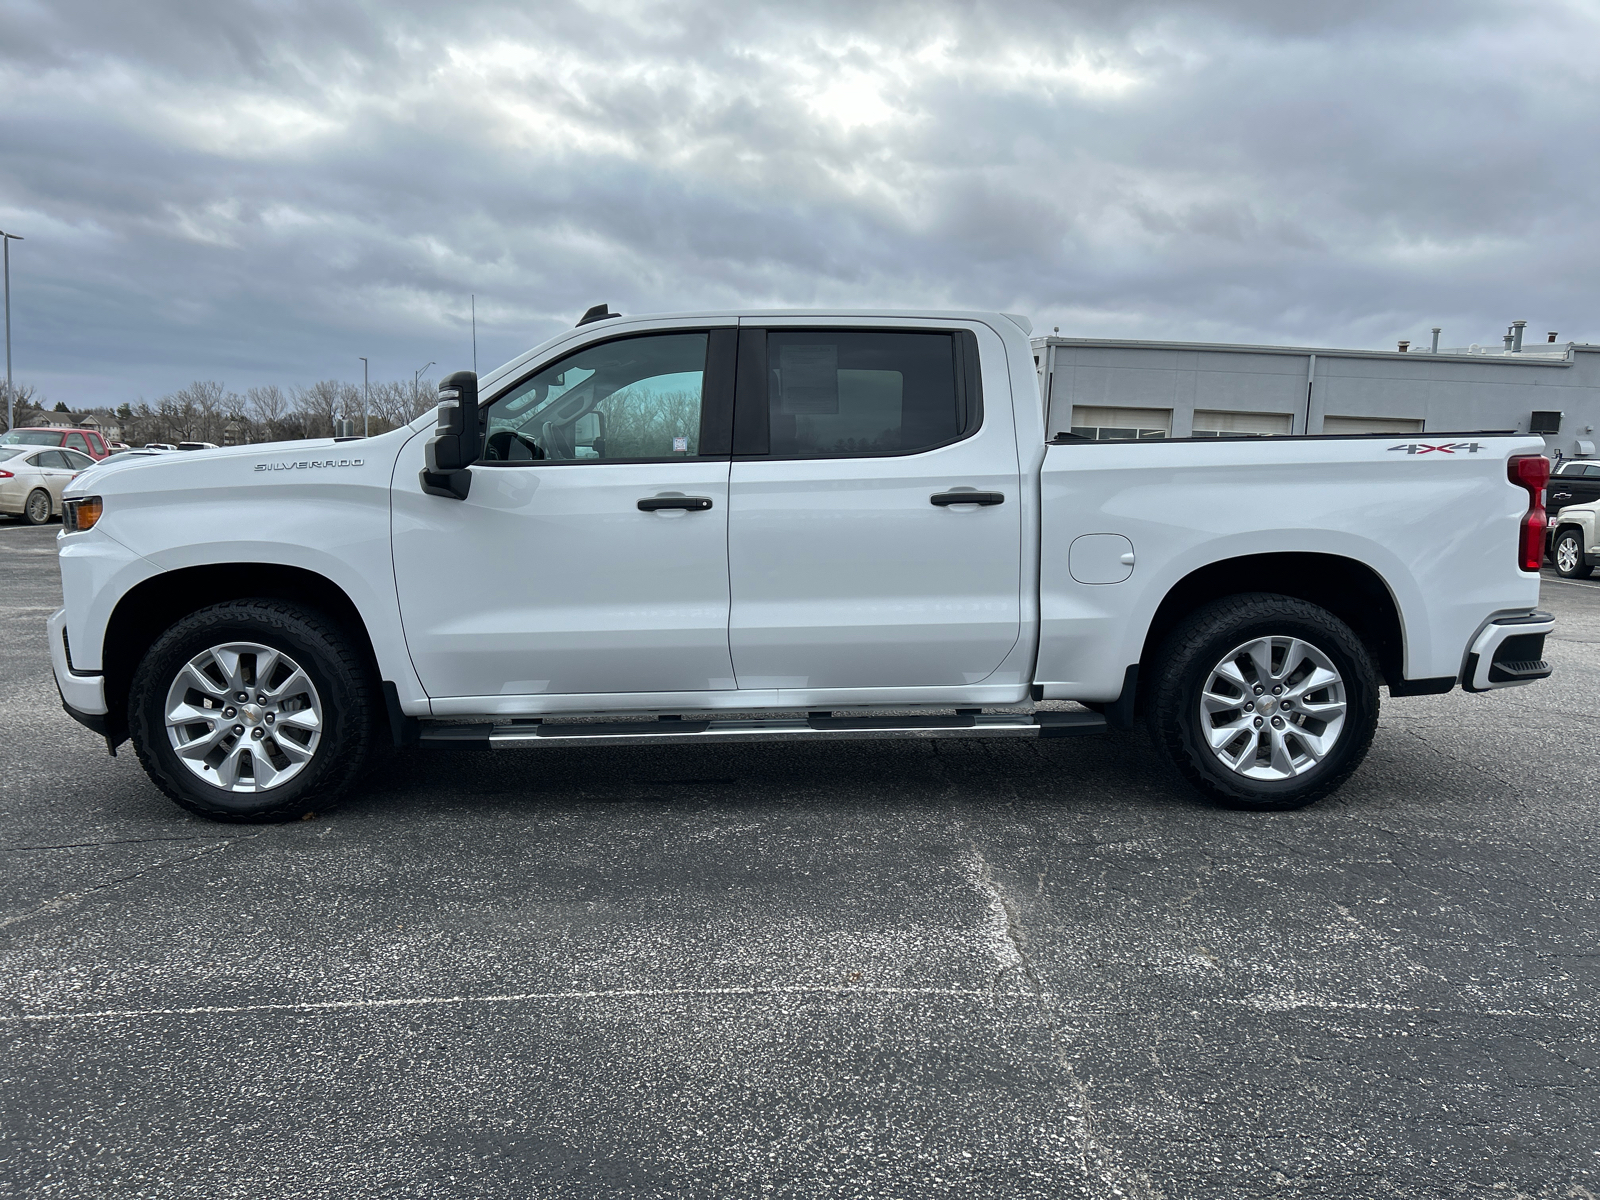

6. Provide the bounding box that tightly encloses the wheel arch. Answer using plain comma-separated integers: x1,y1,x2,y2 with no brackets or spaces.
1136,552,1405,703
101,563,383,743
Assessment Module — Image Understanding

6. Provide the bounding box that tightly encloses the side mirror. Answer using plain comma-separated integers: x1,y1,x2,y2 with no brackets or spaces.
419,370,481,499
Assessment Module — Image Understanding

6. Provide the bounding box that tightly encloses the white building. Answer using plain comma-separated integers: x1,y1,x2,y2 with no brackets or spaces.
1032,332,1599,462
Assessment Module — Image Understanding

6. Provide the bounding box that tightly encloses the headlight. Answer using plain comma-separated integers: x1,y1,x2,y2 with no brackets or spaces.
62,496,103,533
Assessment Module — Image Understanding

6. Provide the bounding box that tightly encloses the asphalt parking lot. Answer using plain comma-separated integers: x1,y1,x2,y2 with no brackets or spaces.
1,519,1596,1199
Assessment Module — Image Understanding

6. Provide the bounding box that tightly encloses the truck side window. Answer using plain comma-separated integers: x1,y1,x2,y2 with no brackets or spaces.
64,433,91,455
480,332,710,464
760,330,976,458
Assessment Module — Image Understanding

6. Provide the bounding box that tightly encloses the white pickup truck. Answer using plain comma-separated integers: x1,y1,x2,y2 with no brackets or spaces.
50,309,1555,822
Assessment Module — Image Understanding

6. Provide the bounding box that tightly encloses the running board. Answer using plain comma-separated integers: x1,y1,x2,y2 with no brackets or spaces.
417,710,1107,751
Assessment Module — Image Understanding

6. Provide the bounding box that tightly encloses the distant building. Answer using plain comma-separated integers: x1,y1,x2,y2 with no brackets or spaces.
1032,331,1598,461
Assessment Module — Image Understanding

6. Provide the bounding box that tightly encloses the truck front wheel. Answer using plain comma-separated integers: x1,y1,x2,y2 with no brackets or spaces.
1146,593,1379,811
128,600,376,822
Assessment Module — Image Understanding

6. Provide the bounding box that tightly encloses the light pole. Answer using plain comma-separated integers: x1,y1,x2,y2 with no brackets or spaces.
1,230,21,434
414,360,435,413
358,357,369,437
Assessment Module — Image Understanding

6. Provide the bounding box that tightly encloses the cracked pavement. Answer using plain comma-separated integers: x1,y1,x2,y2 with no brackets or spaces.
1,520,1597,1198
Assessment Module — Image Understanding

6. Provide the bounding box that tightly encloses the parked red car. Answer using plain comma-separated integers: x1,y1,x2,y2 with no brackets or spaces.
0,426,112,459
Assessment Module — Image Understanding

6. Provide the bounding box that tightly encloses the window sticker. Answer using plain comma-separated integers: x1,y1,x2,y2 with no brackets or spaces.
673,435,688,452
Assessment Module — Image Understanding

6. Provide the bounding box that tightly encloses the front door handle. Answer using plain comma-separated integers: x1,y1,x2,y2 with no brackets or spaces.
638,495,714,512
930,491,1005,507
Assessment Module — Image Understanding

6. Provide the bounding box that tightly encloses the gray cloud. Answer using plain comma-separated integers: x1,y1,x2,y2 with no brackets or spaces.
1,0,1596,406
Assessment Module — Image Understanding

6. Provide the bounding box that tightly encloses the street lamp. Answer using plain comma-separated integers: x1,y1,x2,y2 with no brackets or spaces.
1,229,21,434
358,356,369,438
414,360,435,412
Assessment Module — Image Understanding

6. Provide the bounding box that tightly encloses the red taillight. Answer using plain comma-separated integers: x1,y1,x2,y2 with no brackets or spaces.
0,470,12,479
1508,454,1550,572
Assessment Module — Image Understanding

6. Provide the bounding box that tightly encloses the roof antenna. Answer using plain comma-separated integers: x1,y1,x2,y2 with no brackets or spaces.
577,303,621,327
471,294,477,374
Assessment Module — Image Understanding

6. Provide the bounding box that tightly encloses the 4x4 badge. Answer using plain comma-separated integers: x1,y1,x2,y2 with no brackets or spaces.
1388,442,1484,455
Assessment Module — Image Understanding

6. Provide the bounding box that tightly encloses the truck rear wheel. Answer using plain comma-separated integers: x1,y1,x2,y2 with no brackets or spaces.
1146,593,1379,811
129,600,375,822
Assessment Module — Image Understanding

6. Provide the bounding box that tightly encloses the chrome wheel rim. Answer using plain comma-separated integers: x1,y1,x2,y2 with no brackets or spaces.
164,642,323,792
1199,636,1347,781
1557,537,1579,573
26,491,49,522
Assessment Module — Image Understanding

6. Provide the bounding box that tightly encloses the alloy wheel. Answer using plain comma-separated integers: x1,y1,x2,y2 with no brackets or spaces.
1557,536,1580,573
1198,636,1347,781
163,641,323,792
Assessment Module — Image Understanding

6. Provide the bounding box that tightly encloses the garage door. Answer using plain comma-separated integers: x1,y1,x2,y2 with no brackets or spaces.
1323,415,1424,435
1192,409,1293,436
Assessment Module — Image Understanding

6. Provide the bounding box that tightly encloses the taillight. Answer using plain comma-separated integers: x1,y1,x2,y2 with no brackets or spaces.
0,470,12,479
1508,455,1549,572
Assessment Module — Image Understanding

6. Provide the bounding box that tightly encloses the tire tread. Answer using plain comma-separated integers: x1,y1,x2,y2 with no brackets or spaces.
129,599,373,822
1146,592,1380,811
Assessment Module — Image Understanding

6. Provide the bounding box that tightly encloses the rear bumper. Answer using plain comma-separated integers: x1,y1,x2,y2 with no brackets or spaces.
1463,610,1554,693
48,607,108,716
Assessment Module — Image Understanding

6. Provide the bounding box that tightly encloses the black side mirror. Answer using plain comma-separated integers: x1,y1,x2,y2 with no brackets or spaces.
420,370,480,499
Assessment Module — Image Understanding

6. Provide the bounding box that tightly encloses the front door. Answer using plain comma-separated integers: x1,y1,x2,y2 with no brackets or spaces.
726,323,1022,692
392,327,738,703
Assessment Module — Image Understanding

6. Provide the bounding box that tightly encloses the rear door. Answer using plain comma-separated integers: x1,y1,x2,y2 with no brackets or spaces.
34,451,75,507
725,322,1021,692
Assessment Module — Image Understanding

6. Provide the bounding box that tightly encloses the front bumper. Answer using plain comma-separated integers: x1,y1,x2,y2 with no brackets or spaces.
48,607,108,716
1463,610,1555,693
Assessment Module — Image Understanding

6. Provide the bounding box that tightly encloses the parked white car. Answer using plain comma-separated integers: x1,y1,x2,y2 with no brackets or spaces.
1,446,95,524
1549,501,1598,579
49,308,1556,822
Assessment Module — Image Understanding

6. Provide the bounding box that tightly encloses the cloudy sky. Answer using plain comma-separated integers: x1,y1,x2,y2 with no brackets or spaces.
3,0,1598,408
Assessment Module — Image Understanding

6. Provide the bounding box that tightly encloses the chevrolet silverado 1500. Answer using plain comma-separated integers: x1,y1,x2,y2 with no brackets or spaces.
51,309,1554,820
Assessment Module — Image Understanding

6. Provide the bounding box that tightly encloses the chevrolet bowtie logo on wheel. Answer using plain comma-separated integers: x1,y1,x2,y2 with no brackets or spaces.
1387,442,1485,455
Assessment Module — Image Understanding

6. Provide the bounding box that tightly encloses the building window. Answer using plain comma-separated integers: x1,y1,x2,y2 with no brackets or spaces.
1068,405,1171,441
1192,410,1292,438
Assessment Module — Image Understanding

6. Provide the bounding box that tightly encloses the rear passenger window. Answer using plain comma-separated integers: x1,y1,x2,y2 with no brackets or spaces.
760,330,978,458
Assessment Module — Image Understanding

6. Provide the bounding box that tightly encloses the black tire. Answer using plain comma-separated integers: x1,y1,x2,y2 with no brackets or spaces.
129,600,376,822
1553,528,1593,579
23,489,52,525
1146,593,1380,811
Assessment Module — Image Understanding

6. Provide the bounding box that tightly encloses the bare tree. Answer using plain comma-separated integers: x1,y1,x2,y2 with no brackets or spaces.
2,382,44,432
292,380,358,439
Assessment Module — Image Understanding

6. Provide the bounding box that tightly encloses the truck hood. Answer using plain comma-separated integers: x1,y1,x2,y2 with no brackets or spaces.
65,431,412,499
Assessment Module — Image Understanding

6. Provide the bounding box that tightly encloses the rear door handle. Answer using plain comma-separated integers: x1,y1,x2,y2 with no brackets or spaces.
638,495,713,512
930,491,1005,507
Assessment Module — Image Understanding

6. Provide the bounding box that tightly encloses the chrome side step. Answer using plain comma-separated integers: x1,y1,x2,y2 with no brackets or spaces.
417,710,1107,751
